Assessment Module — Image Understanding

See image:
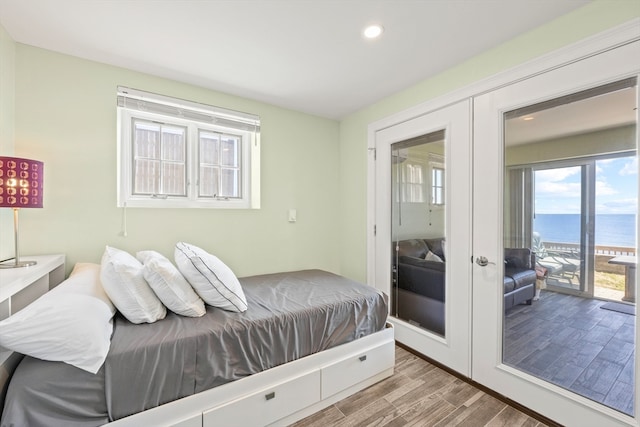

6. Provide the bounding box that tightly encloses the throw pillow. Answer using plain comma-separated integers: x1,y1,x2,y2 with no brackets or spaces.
174,242,248,312
425,250,444,262
136,250,206,318
100,246,166,324
425,238,446,260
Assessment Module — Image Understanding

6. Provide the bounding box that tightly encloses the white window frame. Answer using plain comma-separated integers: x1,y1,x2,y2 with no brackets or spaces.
428,153,445,208
117,87,260,209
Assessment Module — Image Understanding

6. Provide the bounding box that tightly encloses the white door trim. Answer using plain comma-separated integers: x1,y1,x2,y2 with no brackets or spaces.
366,17,640,427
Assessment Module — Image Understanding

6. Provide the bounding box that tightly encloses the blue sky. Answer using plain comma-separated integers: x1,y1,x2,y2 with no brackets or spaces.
534,156,638,215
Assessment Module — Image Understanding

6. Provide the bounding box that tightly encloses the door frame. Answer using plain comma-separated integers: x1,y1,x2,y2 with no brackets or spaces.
366,18,640,426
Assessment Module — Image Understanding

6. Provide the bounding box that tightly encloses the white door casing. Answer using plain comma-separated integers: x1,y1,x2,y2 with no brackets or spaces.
366,19,639,427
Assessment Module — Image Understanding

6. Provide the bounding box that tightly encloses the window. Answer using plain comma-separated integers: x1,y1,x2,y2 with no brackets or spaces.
133,120,187,197
117,87,260,209
429,154,445,206
401,161,426,203
431,166,444,205
198,130,242,199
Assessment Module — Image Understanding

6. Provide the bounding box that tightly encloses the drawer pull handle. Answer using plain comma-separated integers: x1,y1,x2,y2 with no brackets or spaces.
359,355,367,362
265,392,276,401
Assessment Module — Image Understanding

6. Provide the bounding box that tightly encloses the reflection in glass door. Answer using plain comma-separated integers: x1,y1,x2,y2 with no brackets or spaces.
502,79,637,416
391,131,446,336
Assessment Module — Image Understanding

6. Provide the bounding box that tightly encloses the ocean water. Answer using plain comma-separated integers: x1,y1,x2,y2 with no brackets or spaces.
533,214,636,248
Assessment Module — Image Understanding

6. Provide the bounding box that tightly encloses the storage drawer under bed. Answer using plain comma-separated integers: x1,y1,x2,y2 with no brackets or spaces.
320,340,395,400
202,370,320,427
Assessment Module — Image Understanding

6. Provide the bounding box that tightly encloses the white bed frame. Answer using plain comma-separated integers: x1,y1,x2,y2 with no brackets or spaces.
108,324,395,427
0,257,394,427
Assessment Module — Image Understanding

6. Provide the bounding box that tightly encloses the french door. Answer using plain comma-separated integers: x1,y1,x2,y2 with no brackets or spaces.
372,100,472,375
473,40,639,426
369,30,639,427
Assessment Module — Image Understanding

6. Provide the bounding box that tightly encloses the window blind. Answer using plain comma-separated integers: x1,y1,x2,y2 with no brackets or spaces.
117,86,260,133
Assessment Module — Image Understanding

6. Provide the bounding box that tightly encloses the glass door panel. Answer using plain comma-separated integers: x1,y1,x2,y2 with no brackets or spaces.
391,132,446,336
502,80,637,416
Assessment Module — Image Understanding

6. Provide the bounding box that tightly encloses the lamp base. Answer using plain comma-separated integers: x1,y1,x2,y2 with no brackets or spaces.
0,260,38,269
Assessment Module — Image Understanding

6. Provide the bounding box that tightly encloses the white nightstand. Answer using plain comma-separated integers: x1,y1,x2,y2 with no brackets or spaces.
0,254,66,321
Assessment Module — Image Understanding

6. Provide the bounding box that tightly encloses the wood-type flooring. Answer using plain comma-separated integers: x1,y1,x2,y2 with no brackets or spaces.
293,290,635,426
291,346,548,427
504,290,636,416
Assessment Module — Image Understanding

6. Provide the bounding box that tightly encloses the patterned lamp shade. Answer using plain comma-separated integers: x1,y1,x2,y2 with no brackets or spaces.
0,156,44,208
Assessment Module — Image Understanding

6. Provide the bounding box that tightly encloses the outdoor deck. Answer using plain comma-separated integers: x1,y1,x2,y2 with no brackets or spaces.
539,242,636,303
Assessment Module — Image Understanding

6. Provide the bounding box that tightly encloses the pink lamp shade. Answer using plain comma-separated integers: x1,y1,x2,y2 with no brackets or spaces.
0,156,44,209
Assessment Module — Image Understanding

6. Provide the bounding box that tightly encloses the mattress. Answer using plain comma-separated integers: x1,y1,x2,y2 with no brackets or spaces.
1,269,388,427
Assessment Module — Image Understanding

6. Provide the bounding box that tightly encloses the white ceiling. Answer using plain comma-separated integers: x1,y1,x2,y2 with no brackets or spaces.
0,0,593,120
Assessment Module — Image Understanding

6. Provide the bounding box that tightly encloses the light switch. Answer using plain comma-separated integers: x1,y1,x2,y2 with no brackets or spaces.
288,209,297,223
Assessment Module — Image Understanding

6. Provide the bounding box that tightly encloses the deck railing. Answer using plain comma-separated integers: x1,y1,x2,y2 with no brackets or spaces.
543,241,636,257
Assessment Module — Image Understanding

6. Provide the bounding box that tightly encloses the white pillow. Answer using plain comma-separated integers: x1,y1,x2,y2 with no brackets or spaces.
425,250,444,262
51,263,116,313
100,246,166,324
136,250,206,318
0,263,115,374
174,242,248,312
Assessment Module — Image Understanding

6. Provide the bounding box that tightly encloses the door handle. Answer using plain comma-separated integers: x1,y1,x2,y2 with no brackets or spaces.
475,256,496,267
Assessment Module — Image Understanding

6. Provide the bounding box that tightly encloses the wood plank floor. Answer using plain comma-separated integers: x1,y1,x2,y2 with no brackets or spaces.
504,290,635,416
291,346,547,427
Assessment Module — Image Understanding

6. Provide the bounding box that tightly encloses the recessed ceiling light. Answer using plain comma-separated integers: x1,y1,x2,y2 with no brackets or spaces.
363,24,384,39
523,116,535,121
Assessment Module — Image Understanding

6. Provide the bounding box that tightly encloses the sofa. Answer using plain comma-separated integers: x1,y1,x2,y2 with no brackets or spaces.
392,238,536,336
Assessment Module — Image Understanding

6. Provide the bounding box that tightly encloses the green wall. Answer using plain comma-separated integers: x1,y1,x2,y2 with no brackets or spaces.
338,1,640,283
11,45,341,277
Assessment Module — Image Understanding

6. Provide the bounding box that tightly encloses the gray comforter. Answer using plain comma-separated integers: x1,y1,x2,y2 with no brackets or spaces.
1,270,388,427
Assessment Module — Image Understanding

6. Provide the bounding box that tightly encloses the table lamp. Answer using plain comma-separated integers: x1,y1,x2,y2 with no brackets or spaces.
0,156,44,268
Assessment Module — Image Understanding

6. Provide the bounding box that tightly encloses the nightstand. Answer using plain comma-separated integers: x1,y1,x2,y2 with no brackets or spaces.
0,254,66,321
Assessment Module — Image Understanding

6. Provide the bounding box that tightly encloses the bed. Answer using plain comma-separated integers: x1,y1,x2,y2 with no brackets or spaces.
0,266,393,427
